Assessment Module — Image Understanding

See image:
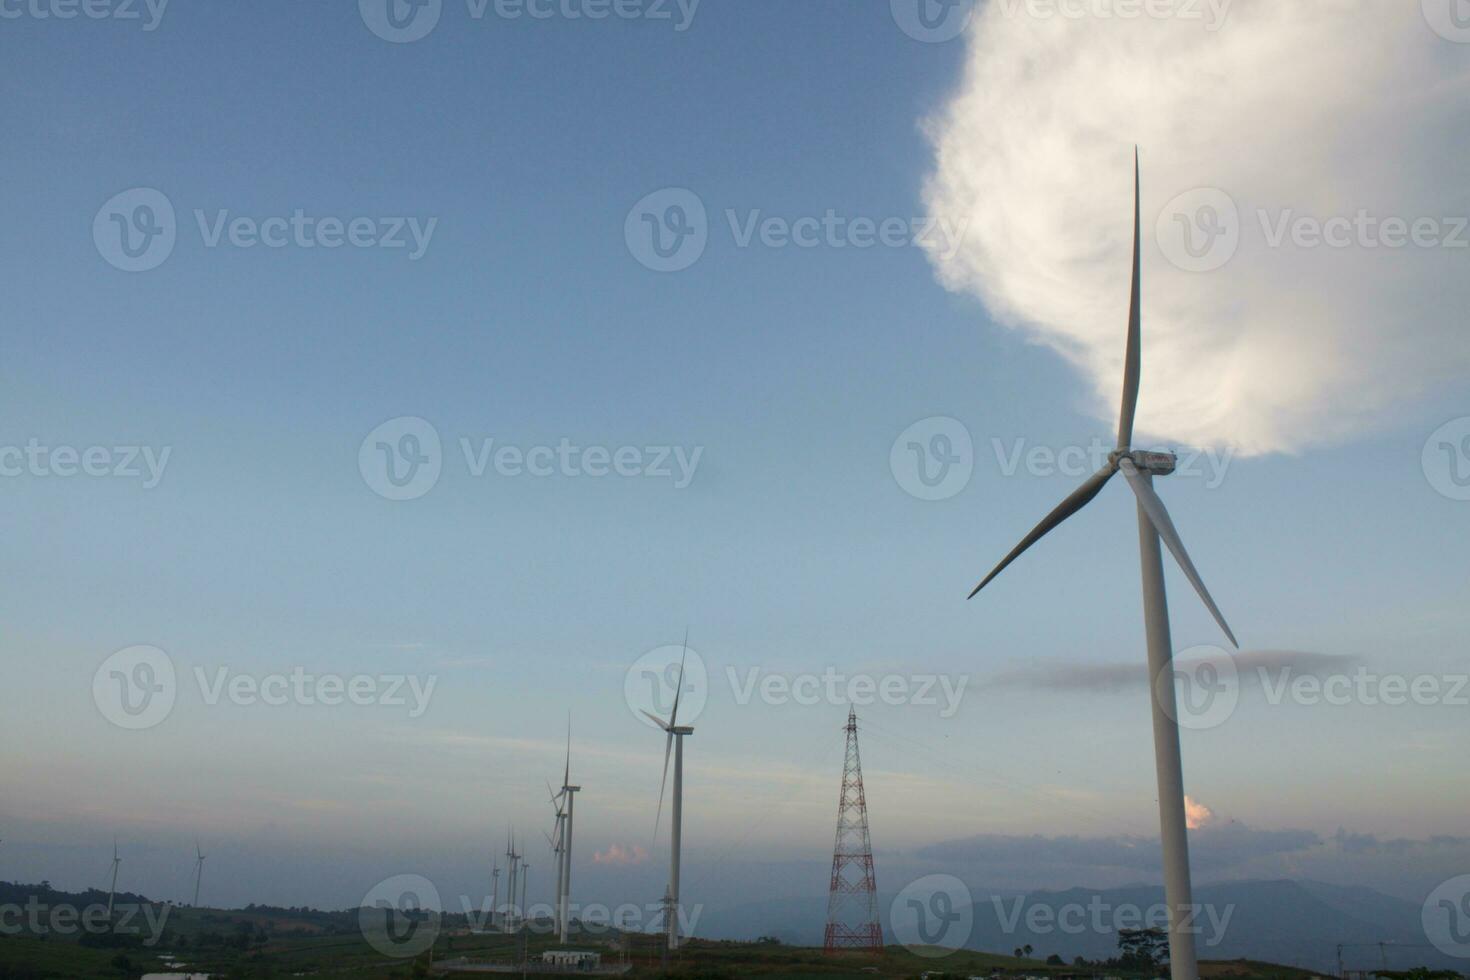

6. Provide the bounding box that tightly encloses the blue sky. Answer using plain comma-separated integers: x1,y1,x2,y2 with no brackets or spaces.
1,0,1468,916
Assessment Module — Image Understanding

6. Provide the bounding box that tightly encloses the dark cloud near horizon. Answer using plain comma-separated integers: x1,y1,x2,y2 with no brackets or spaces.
1333,829,1470,855
917,822,1321,875
986,650,1362,693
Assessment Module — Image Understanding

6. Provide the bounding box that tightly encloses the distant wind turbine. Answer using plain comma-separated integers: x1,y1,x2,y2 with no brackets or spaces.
191,840,206,908
643,631,693,952
503,831,520,932
551,716,579,944
967,151,1242,980
489,856,500,933
107,838,121,918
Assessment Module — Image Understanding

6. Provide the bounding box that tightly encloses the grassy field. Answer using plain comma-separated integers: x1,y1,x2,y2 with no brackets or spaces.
0,904,1326,980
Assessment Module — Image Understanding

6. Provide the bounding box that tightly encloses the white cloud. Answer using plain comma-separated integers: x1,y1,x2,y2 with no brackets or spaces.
920,0,1470,455
592,843,649,866
1184,795,1216,830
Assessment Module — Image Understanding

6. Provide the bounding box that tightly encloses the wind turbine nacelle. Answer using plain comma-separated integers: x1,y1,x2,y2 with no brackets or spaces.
1129,451,1177,475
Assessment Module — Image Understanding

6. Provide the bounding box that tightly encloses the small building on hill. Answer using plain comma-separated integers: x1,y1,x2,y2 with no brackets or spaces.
542,950,601,970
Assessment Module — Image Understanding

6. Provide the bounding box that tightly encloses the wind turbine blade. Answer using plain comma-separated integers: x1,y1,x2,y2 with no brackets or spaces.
668,628,689,729
969,465,1117,599
1118,458,1239,648
1117,147,1142,451
563,712,571,789
653,729,673,845
640,709,671,731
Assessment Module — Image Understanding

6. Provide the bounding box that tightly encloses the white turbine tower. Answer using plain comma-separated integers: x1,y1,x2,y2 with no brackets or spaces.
551,719,579,944
504,832,520,932
543,807,563,932
968,151,1241,980
191,840,206,909
519,862,529,930
106,838,121,918
643,633,693,952
489,857,500,934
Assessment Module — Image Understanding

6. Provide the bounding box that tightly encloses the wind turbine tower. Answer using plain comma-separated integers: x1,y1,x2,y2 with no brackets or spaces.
489,857,500,933
644,633,694,952
107,839,122,919
554,720,580,944
191,840,206,908
967,151,1244,980
504,832,520,932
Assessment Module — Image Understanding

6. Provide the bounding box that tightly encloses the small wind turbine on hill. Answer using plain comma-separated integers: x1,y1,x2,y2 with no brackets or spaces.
191,840,206,908
489,855,500,931
503,831,520,932
644,632,693,952
967,151,1243,980
106,838,121,918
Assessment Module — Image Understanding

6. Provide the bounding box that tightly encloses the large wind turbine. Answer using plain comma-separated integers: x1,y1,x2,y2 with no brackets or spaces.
967,151,1240,980
106,838,121,918
504,831,520,932
643,633,693,952
553,719,579,944
191,840,206,909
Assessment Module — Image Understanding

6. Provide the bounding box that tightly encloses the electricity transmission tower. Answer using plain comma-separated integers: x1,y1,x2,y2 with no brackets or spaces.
823,708,881,954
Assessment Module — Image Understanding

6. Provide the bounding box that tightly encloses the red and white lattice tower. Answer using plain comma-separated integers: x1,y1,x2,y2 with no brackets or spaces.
823,708,882,955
